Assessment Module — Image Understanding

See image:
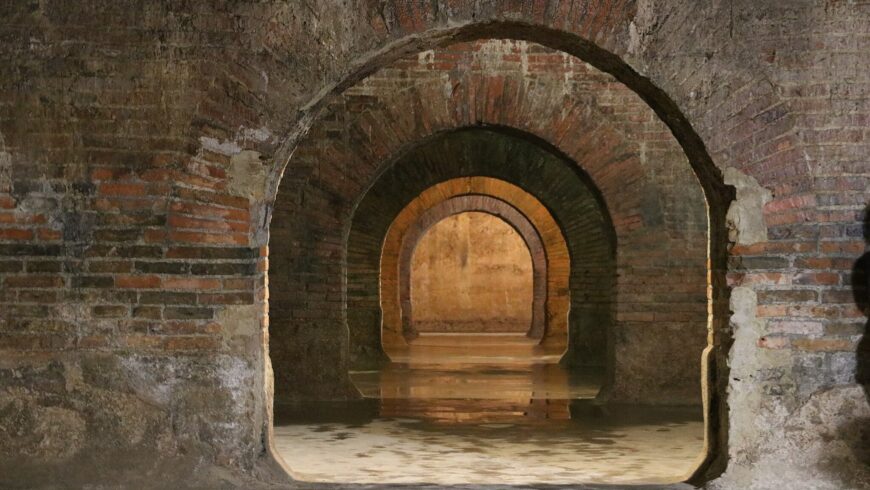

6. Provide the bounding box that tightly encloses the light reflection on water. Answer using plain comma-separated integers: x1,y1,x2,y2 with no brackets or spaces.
273,359,705,484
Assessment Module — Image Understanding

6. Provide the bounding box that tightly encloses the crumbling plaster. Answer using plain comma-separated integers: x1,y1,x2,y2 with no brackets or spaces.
0,1,867,488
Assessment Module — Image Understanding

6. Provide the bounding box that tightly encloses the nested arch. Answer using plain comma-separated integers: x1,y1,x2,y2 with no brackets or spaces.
407,211,535,336
267,27,729,482
343,128,615,372
398,195,547,340
381,178,569,355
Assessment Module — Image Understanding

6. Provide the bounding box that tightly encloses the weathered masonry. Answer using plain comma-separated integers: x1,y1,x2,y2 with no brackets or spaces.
0,2,868,489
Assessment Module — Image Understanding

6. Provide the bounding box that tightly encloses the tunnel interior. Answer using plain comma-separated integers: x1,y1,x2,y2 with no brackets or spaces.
5,4,870,489
408,210,535,336
268,39,712,485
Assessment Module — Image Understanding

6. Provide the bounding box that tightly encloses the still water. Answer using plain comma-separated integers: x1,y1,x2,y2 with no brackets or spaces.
273,334,705,485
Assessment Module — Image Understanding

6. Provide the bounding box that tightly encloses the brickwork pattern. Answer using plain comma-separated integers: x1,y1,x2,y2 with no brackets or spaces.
270,41,709,405
0,2,867,487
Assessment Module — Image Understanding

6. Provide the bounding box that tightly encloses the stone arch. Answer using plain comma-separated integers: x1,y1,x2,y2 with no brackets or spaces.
6,2,862,488
274,57,710,402
265,24,733,482
339,128,614,373
398,195,547,341
380,178,569,355
266,20,737,212
168,18,808,484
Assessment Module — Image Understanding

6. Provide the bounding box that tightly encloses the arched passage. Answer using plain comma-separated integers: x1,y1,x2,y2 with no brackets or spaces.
339,130,614,372
11,1,867,488
270,37,715,400
379,177,570,355
267,36,721,484
398,195,547,340
408,211,535,336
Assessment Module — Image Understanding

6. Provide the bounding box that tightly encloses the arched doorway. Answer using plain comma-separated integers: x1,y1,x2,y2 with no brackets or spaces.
409,210,535,335
377,176,573,358
266,34,726,485
399,195,547,340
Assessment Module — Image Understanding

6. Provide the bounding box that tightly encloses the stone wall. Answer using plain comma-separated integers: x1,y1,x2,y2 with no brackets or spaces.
271,40,709,405
0,2,867,488
398,195,550,340
410,211,535,334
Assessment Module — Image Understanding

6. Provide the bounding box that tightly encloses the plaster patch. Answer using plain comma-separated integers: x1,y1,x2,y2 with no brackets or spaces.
475,40,529,76
712,385,870,489
726,287,768,457
628,0,657,57
417,49,434,66
218,304,264,353
241,126,274,143
199,136,242,156
218,304,262,335
724,167,773,245
215,355,252,412
228,150,268,200
122,359,173,407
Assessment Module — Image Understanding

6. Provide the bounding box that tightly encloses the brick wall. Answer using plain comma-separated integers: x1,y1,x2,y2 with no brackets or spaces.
269,40,709,405
0,1,867,487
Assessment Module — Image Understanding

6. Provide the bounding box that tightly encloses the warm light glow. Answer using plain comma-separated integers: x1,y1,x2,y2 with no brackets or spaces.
410,212,534,334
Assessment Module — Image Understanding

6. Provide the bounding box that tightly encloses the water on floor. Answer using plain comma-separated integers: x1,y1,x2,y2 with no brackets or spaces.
273,334,706,485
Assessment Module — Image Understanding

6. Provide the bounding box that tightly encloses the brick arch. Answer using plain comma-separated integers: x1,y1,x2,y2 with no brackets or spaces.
4,2,864,487
273,52,709,401
254,32,806,485
397,195,548,341
382,180,568,355
338,128,614,373
252,11,803,477
267,19,738,214
268,34,719,480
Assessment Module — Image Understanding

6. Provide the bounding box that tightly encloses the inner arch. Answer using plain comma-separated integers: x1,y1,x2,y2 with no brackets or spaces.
379,176,571,358
399,195,548,341
409,211,534,336
267,32,722,485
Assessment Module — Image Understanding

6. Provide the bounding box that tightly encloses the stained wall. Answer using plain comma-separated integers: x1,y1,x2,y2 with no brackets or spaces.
410,212,535,334
0,2,868,488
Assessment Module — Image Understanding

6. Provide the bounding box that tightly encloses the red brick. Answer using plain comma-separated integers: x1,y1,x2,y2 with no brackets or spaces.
820,241,865,255
169,201,248,221
99,183,147,197
169,230,248,246
793,272,840,286
5,275,65,288
143,229,167,243
163,277,222,290
116,274,161,289
0,228,34,240
168,214,248,232
791,338,856,352
37,228,62,241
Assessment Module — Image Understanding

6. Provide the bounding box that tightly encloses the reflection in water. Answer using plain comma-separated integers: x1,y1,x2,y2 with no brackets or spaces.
273,334,706,485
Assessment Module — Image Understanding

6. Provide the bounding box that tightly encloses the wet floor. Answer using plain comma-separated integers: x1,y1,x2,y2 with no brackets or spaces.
273,334,706,485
